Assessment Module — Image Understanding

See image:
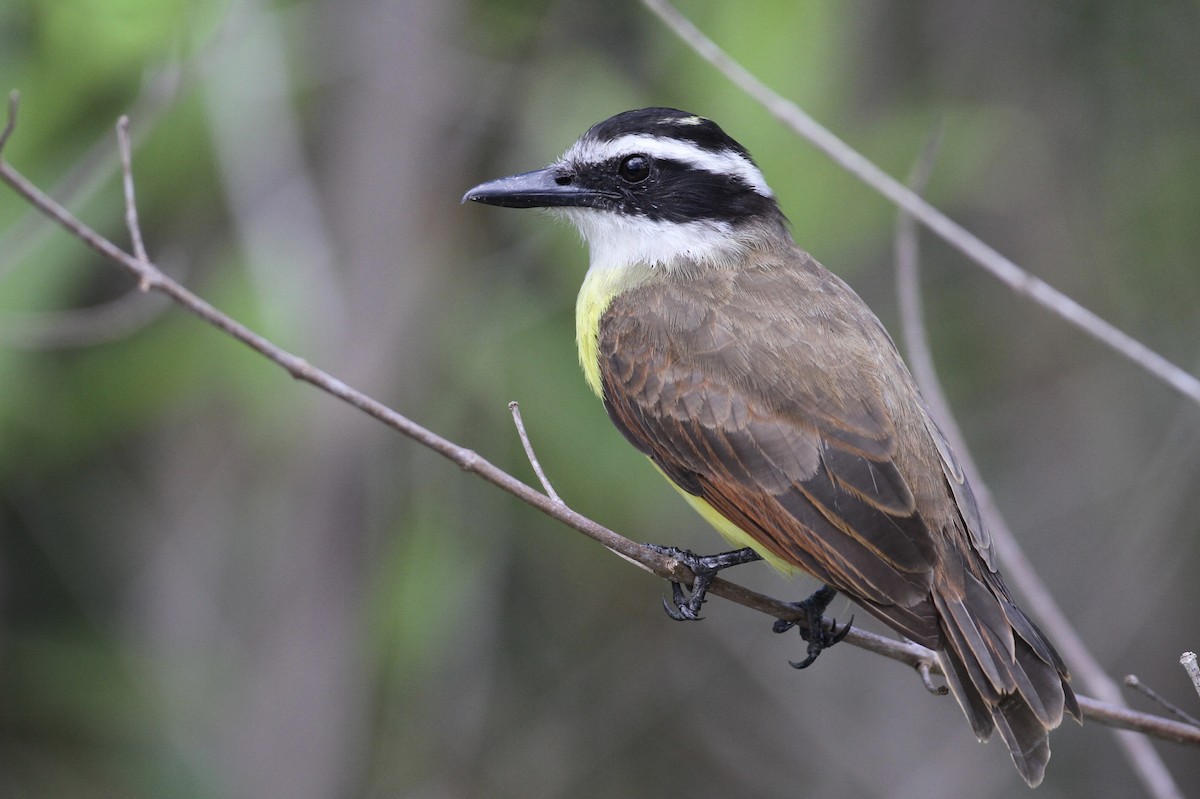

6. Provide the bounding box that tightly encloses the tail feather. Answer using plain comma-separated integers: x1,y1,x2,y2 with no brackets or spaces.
936,645,995,740
993,694,1054,787
1007,605,1083,724
932,576,1078,788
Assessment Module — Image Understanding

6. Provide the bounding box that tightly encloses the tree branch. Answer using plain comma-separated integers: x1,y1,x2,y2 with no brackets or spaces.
2,93,1198,764
638,0,1200,409
508,400,563,505
116,115,150,268
894,133,1184,799
1124,674,1200,730
0,287,174,349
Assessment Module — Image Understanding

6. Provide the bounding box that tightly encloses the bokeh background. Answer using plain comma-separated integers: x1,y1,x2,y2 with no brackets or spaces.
2,1,1199,797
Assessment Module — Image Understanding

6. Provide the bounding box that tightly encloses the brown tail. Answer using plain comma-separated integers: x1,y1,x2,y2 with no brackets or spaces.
932,571,1082,787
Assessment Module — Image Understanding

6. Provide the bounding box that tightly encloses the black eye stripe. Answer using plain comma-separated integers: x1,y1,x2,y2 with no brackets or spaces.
577,157,774,224
597,156,762,194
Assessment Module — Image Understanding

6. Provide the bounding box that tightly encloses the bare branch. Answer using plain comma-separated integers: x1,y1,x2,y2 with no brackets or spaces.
0,91,17,155
0,113,179,350
2,60,185,284
1077,695,1200,746
894,126,944,399
638,0,1200,409
508,401,562,504
1,98,1198,761
116,115,150,271
893,135,1184,798
1125,674,1200,729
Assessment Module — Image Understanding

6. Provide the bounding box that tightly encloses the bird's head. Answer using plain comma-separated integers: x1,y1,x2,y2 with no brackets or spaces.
463,108,788,272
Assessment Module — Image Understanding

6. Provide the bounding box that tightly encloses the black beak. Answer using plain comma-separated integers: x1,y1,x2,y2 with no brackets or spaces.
462,165,607,209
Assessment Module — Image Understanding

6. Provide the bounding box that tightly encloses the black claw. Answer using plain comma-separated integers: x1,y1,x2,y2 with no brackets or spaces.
661,583,703,621
661,595,686,621
831,615,854,644
645,545,760,621
776,585,853,669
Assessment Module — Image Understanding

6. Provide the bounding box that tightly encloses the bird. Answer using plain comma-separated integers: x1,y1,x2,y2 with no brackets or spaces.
463,107,1080,786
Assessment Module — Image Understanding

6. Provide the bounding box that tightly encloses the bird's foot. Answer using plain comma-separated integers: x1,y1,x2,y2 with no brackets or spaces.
772,584,853,669
643,545,761,621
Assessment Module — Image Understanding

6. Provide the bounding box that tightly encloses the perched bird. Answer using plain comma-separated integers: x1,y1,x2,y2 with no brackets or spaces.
463,107,1080,786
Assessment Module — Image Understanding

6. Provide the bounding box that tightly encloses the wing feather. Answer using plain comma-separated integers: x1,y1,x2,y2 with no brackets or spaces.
598,279,942,641
592,256,1076,785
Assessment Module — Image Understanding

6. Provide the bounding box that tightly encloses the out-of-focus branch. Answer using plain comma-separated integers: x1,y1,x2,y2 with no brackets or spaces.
0,289,173,349
0,91,17,152
638,0,1200,409
893,134,1183,799
2,92,1199,758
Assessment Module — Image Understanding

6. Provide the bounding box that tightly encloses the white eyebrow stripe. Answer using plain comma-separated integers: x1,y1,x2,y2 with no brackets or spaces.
562,134,774,198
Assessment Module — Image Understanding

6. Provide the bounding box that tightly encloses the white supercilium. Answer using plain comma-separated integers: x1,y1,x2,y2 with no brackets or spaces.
562,134,774,198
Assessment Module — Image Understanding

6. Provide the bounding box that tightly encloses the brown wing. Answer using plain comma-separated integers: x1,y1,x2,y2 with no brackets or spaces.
596,257,1078,784
597,266,943,645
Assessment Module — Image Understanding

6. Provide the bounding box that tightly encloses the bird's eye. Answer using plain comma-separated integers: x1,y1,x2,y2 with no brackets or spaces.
618,154,651,183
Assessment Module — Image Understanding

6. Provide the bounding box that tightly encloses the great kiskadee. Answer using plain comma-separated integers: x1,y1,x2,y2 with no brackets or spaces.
464,107,1079,786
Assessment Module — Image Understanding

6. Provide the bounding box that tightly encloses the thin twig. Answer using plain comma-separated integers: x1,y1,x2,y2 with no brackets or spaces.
116,116,150,272
508,400,654,572
1,97,1199,759
0,91,18,154
638,0,1200,409
1183,652,1200,701
1125,674,1200,729
893,135,1183,798
2,59,185,284
508,401,562,504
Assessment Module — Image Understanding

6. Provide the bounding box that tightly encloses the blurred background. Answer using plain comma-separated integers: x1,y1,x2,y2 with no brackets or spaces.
2,1,1199,796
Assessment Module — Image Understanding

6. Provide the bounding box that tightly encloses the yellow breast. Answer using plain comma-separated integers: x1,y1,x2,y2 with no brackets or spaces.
574,264,652,397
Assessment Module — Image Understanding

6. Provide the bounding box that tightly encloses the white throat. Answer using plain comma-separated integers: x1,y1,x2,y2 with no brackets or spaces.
557,208,747,274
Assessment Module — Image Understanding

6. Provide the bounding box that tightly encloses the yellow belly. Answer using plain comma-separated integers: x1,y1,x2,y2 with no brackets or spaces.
660,466,801,575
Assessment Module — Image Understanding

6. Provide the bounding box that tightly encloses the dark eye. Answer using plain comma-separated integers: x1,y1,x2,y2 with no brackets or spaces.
618,154,651,183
